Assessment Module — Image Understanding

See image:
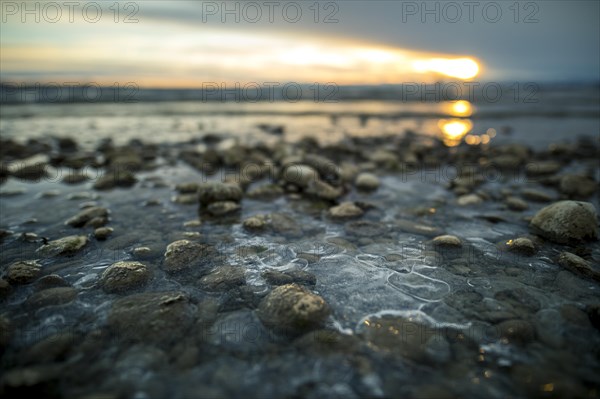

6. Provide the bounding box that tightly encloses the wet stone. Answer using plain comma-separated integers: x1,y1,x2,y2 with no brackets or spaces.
206,200,240,216
163,240,216,273
282,164,319,188
198,182,242,206
100,261,151,293
257,284,330,335
107,291,194,343
132,246,153,259
62,171,88,185
329,202,364,219
199,266,245,291
431,235,462,248
358,315,460,364
65,206,109,228
262,270,317,286
395,219,443,237
521,188,554,203
457,193,482,206
172,194,198,205
93,170,137,190
246,184,284,199
557,252,599,282
5,260,42,284
25,287,78,308
36,235,88,257
355,172,380,191
530,201,598,244
94,227,113,240
243,215,267,232
269,213,303,238
305,179,342,200
503,237,537,256
175,182,199,193
525,161,562,176
559,174,597,199
505,196,529,211
34,274,69,290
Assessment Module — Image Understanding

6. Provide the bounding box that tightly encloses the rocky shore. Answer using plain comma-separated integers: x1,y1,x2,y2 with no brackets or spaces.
0,131,599,398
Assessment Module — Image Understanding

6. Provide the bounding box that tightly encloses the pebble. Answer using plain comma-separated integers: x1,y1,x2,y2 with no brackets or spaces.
163,240,215,273
94,227,113,240
93,170,137,190
206,200,240,216
521,188,554,202
25,287,78,308
243,215,267,232
557,252,599,282
132,246,153,259
329,202,364,219
36,235,88,257
457,193,482,206
171,194,198,205
559,174,597,198
199,266,245,291
395,219,443,237
100,261,151,293
505,196,529,211
5,260,42,284
246,184,284,199
64,206,109,228
257,284,330,335
282,164,319,188
355,172,380,191
198,182,243,206
530,201,598,244
431,234,462,248
107,291,194,343
504,237,537,256
525,161,562,176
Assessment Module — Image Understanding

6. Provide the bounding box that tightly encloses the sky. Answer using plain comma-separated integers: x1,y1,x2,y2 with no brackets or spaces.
1,0,599,86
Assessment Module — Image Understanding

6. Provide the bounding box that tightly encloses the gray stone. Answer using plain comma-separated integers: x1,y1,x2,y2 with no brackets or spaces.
559,174,597,198
25,287,77,308
5,260,41,284
93,170,137,190
163,240,215,273
505,196,529,211
36,235,88,256
107,291,194,343
557,252,599,282
65,206,109,227
431,235,462,248
282,164,319,188
100,261,151,293
206,200,240,216
199,266,245,291
355,172,380,191
257,284,330,334
521,188,554,202
504,237,537,256
198,182,243,206
94,227,113,240
242,215,267,232
329,202,364,219
530,201,598,244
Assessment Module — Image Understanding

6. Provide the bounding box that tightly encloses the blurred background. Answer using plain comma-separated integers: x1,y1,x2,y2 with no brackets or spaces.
1,0,599,148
